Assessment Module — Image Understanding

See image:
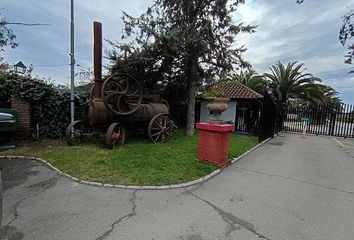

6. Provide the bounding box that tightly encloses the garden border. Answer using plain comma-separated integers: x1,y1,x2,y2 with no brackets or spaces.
0,137,271,190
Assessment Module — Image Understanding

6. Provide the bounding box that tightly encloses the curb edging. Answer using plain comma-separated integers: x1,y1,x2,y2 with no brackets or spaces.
0,137,271,190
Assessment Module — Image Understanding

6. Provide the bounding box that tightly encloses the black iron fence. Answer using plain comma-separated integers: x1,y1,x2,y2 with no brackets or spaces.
258,90,278,142
282,104,354,138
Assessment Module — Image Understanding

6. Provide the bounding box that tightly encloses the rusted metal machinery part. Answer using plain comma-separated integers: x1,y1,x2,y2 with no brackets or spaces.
148,113,177,143
102,73,143,116
88,100,109,126
93,21,103,99
161,99,169,110
90,84,95,99
105,122,126,149
87,21,108,126
65,21,178,148
126,102,169,122
65,120,89,145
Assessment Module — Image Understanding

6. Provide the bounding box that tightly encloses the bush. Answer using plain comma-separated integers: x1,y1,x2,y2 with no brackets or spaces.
0,72,89,139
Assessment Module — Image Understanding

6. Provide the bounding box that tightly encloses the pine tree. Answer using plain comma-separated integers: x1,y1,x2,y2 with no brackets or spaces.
109,0,255,135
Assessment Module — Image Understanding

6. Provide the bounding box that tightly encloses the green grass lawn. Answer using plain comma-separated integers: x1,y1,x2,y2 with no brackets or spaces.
5,131,258,185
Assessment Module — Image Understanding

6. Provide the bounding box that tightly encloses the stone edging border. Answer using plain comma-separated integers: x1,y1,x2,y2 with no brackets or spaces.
0,137,271,190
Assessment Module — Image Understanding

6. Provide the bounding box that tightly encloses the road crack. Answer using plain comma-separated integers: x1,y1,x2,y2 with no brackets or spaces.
0,199,25,240
3,199,23,227
184,188,271,240
94,190,138,240
234,166,354,195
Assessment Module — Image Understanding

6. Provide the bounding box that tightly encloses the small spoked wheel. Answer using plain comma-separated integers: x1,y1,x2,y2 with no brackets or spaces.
148,113,177,143
65,120,88,146
105,122,126,149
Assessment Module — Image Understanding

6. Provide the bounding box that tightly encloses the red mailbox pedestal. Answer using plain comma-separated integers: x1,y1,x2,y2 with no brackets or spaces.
196,123,235,168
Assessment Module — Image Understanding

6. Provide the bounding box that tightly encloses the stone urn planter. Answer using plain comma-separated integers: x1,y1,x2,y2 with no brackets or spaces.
205,97,230,124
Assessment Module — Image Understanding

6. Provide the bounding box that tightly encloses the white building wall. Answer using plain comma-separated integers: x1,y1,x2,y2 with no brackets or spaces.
199,100,237,124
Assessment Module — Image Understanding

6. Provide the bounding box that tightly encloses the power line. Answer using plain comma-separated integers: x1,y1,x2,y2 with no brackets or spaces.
6,22,51,27
33,64,69,67
27,63,86,68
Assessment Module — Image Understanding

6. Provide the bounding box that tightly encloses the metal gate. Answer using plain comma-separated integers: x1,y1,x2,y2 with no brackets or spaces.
282,103,354,138
258,89,278,142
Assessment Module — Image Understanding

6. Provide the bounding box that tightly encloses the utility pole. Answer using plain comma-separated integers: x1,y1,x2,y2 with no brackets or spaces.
70,0,75,123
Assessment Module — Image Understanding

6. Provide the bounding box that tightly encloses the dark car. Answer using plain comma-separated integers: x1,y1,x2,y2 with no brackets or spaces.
0,168,2,226
0,112,16,147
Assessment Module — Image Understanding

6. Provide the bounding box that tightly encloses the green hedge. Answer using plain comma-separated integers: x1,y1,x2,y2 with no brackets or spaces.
0,72,89,139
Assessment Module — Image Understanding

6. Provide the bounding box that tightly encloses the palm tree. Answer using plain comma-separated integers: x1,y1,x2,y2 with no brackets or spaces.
264,61,325,105
316,84,342,105
222,69,266,93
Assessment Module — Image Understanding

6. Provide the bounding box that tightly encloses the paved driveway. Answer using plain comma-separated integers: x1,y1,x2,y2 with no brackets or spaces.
1,133,354,240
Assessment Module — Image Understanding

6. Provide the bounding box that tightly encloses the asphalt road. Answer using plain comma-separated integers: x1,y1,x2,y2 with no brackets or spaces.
1,133,354,240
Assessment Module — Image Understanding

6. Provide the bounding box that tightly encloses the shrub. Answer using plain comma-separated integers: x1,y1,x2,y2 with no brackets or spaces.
0,72,89,139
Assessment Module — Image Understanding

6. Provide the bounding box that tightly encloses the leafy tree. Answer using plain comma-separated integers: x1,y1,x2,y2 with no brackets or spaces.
0,12,18,55
108,0,255,136
0,11,49,61
263,62,327,105
339,10,354,72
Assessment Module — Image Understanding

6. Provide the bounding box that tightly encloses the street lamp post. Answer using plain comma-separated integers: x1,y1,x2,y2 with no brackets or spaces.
70,0,75,123
13,61,27,74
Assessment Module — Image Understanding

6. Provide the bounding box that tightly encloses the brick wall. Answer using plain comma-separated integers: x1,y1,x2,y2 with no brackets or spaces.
11,96,30,140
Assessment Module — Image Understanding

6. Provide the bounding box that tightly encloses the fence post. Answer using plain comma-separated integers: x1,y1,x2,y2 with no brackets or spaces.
329,108,336,136
258,88,276,142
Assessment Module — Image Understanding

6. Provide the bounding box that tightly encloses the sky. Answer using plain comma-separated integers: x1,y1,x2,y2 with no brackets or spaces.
1,0,354,103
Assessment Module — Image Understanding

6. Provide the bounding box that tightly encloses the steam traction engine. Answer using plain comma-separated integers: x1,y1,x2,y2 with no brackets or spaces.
65,22,177,148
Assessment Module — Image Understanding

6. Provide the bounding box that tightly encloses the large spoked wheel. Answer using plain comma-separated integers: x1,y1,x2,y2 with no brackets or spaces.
65,120,89,146
148,113,177,143
102,73,143,115
105,122,126,149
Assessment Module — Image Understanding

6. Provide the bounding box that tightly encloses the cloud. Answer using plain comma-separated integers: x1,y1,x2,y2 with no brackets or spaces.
2,0,354,103
1,0,153,84
233,0,354,103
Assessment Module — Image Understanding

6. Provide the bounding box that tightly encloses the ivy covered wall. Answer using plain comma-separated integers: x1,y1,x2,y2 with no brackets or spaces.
0,72,90,139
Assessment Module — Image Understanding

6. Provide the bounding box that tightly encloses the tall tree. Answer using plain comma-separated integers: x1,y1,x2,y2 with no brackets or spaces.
263,62,326,105
109,0,255,136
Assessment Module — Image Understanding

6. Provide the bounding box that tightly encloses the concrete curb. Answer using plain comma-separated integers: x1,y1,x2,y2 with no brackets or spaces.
0,137,271,190
230,137,272,164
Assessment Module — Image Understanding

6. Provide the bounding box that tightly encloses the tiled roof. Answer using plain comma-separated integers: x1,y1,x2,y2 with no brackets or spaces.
221,81,263,99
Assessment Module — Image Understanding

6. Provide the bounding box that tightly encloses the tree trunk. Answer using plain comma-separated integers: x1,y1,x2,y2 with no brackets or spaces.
186,77,196,136
186,49,197,136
